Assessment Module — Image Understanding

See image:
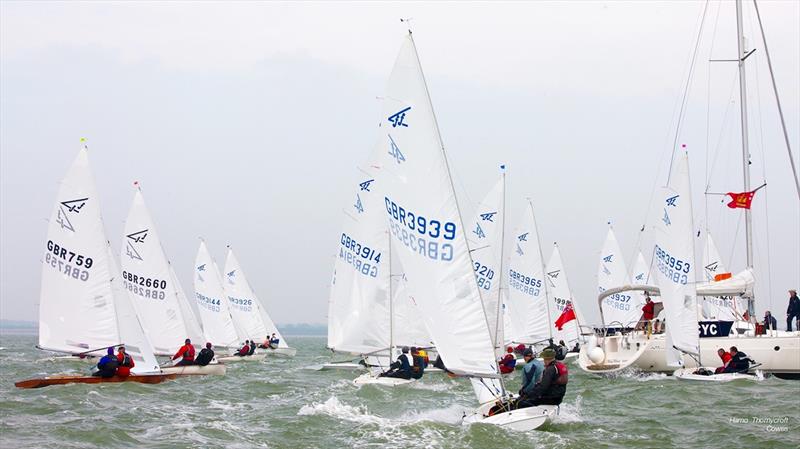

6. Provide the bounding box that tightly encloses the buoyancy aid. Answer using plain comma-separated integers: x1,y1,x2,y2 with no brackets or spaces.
554,361,569,385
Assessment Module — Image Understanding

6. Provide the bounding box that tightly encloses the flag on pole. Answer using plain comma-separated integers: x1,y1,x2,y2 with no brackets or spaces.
554,302,576,330
725,190,757,209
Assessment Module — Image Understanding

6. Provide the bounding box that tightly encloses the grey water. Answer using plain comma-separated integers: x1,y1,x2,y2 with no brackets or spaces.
1,333,797,449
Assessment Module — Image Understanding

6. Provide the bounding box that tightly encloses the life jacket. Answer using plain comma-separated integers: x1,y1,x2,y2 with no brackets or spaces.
118,353,133,367
554,361,569,385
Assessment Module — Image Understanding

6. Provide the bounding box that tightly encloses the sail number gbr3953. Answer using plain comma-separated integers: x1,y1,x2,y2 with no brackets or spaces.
384,197,455,261
655,244,690,285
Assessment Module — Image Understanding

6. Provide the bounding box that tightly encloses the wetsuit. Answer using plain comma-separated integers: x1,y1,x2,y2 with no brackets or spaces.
195,348,214,366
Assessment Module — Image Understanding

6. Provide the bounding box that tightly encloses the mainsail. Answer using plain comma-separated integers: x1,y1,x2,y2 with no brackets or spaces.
654,151,699,366
546,243,584,344
504,201,550,344
391,274,432,349
631,251,651,285
327,164,391,355
466,174,507,357
39,147,121,354
194,240,241,348
223,248,288,348
597,226,642,326
375,33,498,384
698,231,747,320
120,189,206,355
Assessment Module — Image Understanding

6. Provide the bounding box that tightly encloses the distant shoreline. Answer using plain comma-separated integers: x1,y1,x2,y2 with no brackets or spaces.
0,320,326,337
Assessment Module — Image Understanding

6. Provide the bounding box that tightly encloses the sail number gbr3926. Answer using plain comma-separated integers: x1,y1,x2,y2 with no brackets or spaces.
384,197,456,261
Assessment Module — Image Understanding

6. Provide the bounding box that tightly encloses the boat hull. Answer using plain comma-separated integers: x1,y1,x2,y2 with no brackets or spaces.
463,401,557,431
15,373,176,389
673,367,759,382
161,364,226,376
265,347,297,357
352,372,415,386
217,354,267,363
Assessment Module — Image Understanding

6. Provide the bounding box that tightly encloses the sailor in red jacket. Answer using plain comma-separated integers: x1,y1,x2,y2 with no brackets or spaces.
116,346,135,377
498,346,517,374
642,295,655,323
172,338,195,366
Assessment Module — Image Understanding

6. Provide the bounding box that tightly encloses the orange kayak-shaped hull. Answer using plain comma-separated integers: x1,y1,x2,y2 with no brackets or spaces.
15,373,177,389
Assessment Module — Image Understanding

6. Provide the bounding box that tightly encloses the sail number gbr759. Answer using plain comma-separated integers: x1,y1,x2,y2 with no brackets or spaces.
655,244,690,285
385,197,456,261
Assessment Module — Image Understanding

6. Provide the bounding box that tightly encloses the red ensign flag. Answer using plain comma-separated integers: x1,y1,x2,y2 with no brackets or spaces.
726,190,756,209
554,303,576,330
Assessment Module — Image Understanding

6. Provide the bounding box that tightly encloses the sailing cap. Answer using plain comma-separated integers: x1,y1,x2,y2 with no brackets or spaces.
541,348,556,359
522,348,533,357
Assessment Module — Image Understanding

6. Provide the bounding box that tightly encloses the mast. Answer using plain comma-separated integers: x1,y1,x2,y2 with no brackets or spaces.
530,200,554,340
735,0,753,270
493,166,507,354
735,0,757,319
388,230,394,356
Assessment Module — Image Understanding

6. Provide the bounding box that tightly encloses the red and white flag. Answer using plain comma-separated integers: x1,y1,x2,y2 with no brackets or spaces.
554,302,576,330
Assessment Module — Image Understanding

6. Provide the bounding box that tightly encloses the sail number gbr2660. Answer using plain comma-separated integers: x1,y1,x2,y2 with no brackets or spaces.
655,244,690,285
385,197,456,261
122,271,167,300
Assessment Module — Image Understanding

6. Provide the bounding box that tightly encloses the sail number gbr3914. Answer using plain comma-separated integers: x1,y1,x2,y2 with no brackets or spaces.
384,197,456,261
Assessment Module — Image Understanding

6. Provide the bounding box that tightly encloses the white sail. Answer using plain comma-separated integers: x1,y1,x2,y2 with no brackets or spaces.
327,164,391,355
701,232,727,281
504,201,549,344
120,189,205,355
376,34,497,380
546,244,584,344
194,240,241,348
391,274,432,348
698,233,749,321
169,263,206,346
223,248,288,348
107,243,160,373
466,174,506,357
38,147,121,354
653,151,699,366
631,251,651,285
598,226,642,326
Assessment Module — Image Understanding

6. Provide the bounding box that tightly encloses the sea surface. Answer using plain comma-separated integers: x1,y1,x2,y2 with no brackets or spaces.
1,333,797,449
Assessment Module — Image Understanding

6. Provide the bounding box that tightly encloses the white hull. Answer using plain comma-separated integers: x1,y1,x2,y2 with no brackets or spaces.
265,347,297,358
673,367,759,382
217,354,267,363
463,400,557,431
161,363,227,376
352,372,415,386
318,362,366,371
579,331,800,375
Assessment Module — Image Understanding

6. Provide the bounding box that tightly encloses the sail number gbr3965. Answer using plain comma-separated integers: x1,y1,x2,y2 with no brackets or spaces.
384,197,456,261
44,240,93,281
655,244,690,285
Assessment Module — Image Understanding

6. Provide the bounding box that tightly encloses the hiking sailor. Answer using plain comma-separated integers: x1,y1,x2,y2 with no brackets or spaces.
379,346,413,379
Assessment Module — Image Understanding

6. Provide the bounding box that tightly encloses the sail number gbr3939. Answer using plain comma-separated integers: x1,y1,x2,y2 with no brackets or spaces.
384,197,456,261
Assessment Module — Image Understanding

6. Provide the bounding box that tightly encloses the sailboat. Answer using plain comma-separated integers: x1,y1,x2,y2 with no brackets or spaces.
597,225,645,329
21,143,171,388
120,188,225,375
581,0,799,378
374,31,556,429
223,247,296,357
546,243,587,349
194,240,262,363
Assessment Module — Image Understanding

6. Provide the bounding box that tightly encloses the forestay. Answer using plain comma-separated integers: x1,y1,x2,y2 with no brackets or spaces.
598,226,642,326
375,33,498,379
223,248,288,348
466,175,507,358
546,243,584,344
194,240,241,348
654,151,699,366
121,189,205,355
39,147,121,355
504,201,550,344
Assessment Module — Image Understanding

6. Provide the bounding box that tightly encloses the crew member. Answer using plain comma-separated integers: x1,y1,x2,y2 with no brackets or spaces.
172,338,196,365
116,346,134,377
518,348,567,408
195,343,215,366
787,290,799,332
516,348,543,406
410,347,425,380
763,311,777,331
269,333,280,349
248,340,257,355
236,340,251,356
379,346,412,379
723,346,752,373
642,295,655,327
714,348,732,374
498,347,517,374
92,347,120,378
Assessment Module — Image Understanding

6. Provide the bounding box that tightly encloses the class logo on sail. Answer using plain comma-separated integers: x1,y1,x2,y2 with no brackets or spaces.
56,197,89,232
388,106,411,128
473,223,486,239
517,232,528,242
480,212,497,222
602,254,613,263
359,179,374,192
125,229,148,261
226,269,236,285
388,134,405,164
196,263,206,282
515,244,524,256
354,194,364,214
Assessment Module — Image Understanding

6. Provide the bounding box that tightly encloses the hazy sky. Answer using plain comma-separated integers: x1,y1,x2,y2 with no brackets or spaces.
2,1,798,326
